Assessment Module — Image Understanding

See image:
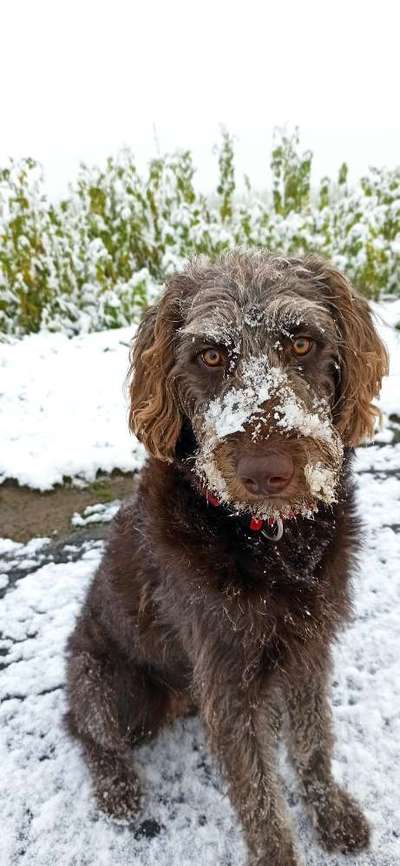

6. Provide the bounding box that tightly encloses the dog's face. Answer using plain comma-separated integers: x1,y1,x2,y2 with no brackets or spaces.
174,276,344,519
129,252,388,518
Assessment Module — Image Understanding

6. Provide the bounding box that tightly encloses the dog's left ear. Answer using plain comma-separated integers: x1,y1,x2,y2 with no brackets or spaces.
305,258,389,446
128,279,185,461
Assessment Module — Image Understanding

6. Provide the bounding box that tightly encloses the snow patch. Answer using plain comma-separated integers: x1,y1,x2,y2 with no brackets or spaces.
1,447,400,863
0,327,144,491
71,500,121,527
0,299,398,491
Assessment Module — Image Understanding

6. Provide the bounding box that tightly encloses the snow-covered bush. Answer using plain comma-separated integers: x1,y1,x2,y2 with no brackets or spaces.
1,129,400,336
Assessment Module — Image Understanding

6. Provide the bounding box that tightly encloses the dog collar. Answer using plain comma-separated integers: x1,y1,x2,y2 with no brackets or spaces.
205,490,285,541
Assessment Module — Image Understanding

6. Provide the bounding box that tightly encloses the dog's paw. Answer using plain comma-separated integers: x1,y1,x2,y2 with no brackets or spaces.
96,773,142,823
249,855,301,866
249,837,302,866
250,856,301,866
314,785,370,853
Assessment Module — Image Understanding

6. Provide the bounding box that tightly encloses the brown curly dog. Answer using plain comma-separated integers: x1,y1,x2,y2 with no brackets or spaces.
65,251,388,865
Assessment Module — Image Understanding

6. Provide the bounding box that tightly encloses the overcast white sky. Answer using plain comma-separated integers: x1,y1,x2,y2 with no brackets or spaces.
2,0,400,198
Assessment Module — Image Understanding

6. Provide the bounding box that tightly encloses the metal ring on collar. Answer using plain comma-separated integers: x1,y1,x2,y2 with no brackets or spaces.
261,517,284,542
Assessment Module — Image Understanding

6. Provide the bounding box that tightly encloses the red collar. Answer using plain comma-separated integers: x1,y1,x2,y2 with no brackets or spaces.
205,490,288,540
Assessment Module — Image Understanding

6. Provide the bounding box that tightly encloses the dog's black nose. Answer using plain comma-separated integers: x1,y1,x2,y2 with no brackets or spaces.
237,453,294,496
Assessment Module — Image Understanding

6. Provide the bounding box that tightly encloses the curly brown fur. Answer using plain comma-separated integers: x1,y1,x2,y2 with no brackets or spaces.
66,251,386,865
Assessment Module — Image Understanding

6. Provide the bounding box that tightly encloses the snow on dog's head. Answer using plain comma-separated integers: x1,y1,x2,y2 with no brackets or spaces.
128,251,388,517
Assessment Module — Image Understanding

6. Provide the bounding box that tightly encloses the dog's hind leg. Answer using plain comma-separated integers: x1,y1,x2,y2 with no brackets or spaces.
282,662,370,854
65,648,170,821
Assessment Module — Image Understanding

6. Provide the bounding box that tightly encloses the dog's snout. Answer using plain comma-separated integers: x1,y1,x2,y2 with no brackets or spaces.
237,452,294,496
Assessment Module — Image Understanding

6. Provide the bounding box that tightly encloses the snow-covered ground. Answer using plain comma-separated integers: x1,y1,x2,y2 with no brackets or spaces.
1,454,400,866
0,300,399,491
0,327,144,490
0,298,400,865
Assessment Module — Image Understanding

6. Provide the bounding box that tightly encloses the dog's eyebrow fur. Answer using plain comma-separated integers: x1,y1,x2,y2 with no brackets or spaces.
263,296,337,339
180,319,240,347
181,294,336,347
180,289,241,346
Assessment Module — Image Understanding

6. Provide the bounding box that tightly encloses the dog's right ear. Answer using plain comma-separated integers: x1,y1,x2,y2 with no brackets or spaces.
303,257,389,445
128,281,184,461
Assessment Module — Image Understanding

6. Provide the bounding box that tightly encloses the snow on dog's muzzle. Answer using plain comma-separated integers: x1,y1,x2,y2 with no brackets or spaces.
192,356,344,518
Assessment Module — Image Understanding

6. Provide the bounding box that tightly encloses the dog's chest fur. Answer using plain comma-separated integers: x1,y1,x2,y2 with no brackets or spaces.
104,452,359,687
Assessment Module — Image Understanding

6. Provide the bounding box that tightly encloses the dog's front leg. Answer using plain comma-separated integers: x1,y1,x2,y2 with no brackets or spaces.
283,662,370,854
196,664,302,866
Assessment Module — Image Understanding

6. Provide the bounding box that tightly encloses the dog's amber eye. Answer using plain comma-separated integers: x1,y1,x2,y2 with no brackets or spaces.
200,348,225,368
292,336,313,356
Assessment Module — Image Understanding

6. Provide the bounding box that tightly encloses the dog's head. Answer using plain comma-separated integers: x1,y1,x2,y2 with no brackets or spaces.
128,252,388,518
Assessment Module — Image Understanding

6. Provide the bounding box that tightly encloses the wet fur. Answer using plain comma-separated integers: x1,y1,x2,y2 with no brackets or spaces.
65,251,387,865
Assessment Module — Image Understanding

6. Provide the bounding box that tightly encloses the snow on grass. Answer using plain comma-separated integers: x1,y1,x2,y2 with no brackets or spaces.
1,449,400,865
71,500,121,527
0,300,398,492
372,299,400,423
0,327,144,490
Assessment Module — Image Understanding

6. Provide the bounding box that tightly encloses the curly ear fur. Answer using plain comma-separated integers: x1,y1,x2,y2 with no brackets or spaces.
128,281,184,461
304,257,389,446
